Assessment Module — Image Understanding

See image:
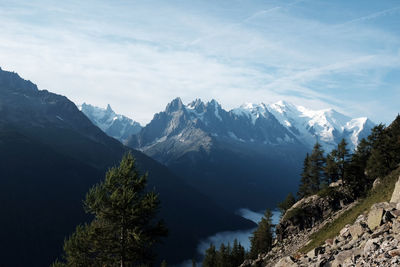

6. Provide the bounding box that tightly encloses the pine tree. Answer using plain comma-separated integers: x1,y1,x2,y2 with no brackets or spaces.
325,149,339,184
216,243,230,267
309,142,325,192
337,139,350,181
249,209,273,259
366,117,400,179
344,138,372,195
56,152,167,266
298,153,312,198
203,244,217,267
231,239,245,266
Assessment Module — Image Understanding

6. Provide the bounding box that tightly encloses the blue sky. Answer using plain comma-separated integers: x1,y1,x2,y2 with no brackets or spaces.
0,0,399,124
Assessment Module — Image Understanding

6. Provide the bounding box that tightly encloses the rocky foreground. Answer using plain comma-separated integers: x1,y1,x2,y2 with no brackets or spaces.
242,176,400,267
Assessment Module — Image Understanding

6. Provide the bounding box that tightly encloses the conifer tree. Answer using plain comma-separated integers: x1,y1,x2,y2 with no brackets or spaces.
309,142,325,192
249,209,273,259
216,243,230,267
231,239,245,266
55,152,167,266
203,244,217,267
344,138,372,195
298,153,312,198
337,139,350,181
366,117,400,179
325,149,339,184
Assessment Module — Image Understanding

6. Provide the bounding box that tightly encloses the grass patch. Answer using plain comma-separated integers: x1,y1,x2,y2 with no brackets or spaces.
299,167,400,254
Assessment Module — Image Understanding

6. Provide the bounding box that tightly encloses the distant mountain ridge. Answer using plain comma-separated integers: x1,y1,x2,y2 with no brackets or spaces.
80,103,142,143
84,98,374,153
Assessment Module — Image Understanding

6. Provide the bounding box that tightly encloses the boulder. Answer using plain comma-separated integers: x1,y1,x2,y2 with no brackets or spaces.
368,206,384,230
389,249,400,257
392,219,400,234
390,209,400,218
340,225,351,237
350,223,364,240
275,256,296,267
373,178,381,189
363,238,380,256
307,249,315,259
390,175,400,203
330,250,353,267
329,180,343,188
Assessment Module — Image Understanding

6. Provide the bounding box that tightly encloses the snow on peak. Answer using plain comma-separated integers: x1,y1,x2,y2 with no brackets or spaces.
266,101,372,151
231,103,269,124
80,103,142,143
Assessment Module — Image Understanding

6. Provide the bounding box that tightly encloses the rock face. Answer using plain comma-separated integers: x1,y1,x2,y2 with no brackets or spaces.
390,175,400,203
243,201,400,267
239,186,356,267
241,179,400,267
276,187,354,242
367,206,384,230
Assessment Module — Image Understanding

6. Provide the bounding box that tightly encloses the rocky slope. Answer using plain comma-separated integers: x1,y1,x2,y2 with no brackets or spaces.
241,173,400,267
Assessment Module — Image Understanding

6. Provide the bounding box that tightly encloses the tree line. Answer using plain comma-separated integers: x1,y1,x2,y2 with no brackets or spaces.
205,115,400,266
298,115,400,200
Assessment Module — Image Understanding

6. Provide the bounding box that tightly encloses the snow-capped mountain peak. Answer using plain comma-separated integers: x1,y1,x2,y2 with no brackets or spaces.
80,103,142,143
231,103,270,125
266,101,374,151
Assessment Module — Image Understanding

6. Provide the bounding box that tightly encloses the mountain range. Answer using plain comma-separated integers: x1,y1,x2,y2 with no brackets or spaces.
82,98,374,211
0,67,254,266
83,98,374,152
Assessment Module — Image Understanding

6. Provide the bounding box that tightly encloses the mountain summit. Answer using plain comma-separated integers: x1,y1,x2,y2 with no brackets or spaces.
232,100,375,151
80,103,142,143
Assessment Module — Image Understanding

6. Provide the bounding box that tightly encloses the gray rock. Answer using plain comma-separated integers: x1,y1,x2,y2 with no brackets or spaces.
368,206,384,230
373,178,381,188
390,175,400,203
330,250,353,267
350,223,364,240
340,225,351,237
393,219,400,234
329,180,343,188
275,256,296,267
390,210,400,219
363,238,380,256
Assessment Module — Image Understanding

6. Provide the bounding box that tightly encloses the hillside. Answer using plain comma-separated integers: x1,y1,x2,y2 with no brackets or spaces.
0,68,255,266
241,115,400,266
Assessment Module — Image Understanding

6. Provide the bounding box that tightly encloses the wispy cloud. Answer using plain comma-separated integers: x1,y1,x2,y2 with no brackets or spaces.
0,0,399,124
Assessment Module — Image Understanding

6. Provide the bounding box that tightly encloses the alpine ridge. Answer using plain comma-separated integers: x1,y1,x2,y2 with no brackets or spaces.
122,98,373,211
80,103,142,143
